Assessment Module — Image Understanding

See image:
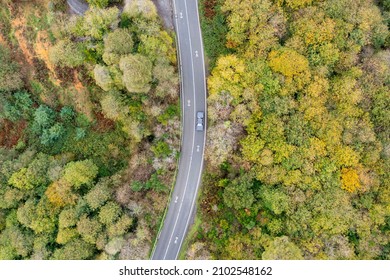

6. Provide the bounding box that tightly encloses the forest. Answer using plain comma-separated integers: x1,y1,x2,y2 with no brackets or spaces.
1,0,389,261
186,0,390,259
0,0,179,259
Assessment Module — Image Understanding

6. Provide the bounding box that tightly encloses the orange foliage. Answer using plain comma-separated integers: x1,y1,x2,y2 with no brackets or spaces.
46,181,77,207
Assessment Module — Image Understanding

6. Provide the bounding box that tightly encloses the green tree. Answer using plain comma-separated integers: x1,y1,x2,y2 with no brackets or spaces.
0,211,5,231
83,7,120,40
85,179,112,210
0,226,34,259
260,187,290,215
56,227,79,245
94,65,115,91
32,105,56,132
99,91,128,120
17,197,58,234
152,59,178,98
1,91,33,122
222,0,281,58
53,239,95,260
8,153,50,190
199,0,230,67
30,234,52,260
119,54,152,93
124,0,158,19
0,187,25,209
60,106,75,123
77,215,103,244
104,28,133,55
151,141,171,158
16,199,36,228
87,0,109,8
240,134,266,163
262,236,304,260
144,173,166,192
58,207,79,229
61,160,99,189
281,0,314,9
8,168,35,190
107,215,133,238
49,39,85,67
41,123,65,146
223,173,255,210
138,30,175,63
98,201,122,225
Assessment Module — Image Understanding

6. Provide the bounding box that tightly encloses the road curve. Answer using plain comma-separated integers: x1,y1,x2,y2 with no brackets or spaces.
151,0,206,260
67,0,89,15
66,0,207,260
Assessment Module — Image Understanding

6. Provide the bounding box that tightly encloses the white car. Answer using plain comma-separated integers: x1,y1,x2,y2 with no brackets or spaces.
196,111,204,131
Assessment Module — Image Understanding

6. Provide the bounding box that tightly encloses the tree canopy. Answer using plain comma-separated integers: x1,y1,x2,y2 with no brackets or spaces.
0,0,179,260
196,0,390,260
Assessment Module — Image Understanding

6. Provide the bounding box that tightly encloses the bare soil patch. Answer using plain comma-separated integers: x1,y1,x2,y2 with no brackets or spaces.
34,31,62,86
0,119,27,148
0,33,6,45
11,16,34,66
93,112,116,133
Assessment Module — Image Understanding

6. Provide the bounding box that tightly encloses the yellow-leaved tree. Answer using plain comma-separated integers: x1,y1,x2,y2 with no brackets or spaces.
277,0,314,10
208,55,246,98
268,47,311,90
341,168,361,193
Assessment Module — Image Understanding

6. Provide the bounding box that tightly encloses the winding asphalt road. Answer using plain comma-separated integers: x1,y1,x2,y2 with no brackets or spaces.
151,0,206,260
67,0,207,260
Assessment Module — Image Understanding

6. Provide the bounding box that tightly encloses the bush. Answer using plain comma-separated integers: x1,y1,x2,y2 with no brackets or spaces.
119,54,152,93
49,39,85,67
104,28,133,55
62,160,99,189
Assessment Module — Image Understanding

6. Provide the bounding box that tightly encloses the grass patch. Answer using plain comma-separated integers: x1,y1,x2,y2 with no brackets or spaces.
26,9,50,42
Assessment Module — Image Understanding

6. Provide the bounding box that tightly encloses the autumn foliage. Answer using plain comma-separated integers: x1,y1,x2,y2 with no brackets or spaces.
198,0,390,260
